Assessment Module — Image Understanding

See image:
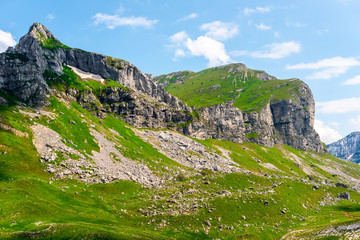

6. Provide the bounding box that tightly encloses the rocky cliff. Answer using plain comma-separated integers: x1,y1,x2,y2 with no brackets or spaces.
0,23,324,153
155,64,325,153
327,132,360,163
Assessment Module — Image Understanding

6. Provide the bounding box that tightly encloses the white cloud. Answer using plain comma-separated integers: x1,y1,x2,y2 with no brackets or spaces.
186,36,231,67
47,13,55,20
274,32,280,38
93,13,158,29
350,115,360,130
200,21,239,41
314,119,342,144
285,20,306,28
344,75,360,85
0,30,16,53
177,13,198,22
169,31,188,45
255,23,271,31
287,57,360,80
317,97,360,114
174,49,186,57
231,41,300,59
243,6,271,16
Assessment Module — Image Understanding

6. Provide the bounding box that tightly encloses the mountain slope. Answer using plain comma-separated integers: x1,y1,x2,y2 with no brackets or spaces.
327,132,360,163
0,23,359,239
0,23,324,153
154,64,324,153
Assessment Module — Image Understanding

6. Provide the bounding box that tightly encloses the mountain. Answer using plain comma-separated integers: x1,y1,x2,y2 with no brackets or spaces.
1,23,360,239
0,23,324,153
327,132,360,163
154,64,324,153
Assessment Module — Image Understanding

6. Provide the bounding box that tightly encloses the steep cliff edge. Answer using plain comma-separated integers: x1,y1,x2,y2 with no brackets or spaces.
155,64,325,153
0,23,324,152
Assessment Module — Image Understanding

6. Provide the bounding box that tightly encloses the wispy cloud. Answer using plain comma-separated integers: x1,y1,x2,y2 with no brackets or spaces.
316,97,360,114
287,57,360,80
350,115,360,130
343,75,360,85
243,6,271,16
47,13,55,20
231,41,301,59
177,13,198,22
0,29,16,53
255,23,271,31
285,20,306,28
93,13,158,29
314,119,342,144
200,21,239,41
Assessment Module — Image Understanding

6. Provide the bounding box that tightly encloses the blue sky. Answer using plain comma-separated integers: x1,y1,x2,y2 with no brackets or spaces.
0,0,360,144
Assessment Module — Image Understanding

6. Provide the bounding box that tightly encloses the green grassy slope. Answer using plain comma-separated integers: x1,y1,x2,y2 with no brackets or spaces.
1,88,360,239
156,63,304,112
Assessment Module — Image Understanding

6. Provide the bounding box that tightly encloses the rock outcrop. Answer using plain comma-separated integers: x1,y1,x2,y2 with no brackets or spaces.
0,23,324,153
327,132,360,163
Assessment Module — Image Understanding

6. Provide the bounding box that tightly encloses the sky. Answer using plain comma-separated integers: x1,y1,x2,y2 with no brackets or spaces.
0,0,360,144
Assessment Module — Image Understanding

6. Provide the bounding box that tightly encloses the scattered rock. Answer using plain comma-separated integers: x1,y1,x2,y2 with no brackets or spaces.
338,192,350,200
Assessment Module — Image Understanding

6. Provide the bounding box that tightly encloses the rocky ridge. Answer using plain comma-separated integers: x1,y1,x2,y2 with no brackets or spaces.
327,131,360,163
0,23,324,153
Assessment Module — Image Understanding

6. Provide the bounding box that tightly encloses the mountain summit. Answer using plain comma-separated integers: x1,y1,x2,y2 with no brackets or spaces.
1,23,360,240
0,23,324,152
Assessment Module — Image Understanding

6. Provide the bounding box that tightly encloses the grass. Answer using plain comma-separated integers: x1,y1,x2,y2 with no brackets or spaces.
161,64,304,112
106,57,129,70
1,90,360,239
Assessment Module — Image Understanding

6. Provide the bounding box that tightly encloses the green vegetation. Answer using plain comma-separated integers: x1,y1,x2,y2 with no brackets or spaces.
245,132,259,139
35,30,71,50
1,89,360,239
44,66,130,93
106,56,128,70
40,38,71,50
162,64,303,112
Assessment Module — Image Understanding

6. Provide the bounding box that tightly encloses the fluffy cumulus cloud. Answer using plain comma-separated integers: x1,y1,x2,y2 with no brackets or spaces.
287,57,360,80
254,23,271,31
0,30,16,53
243,6,271,16
93,13,158,29
316,97,360,114
314,119,342,144
231,41,300,59
186,36,231,67
177,13,198,22
169,27,232,67
344,75,360,85
200,21,239,41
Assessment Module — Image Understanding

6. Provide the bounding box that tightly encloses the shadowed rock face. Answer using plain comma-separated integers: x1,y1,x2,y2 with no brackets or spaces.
327,132,360,163
0,23,325,153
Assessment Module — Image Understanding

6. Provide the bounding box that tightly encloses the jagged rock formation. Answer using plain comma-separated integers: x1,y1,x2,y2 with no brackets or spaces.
0,23,324,153
327,132,360,163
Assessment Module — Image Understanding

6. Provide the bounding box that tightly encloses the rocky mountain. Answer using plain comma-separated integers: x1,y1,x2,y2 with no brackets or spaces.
327,132,360,163
1,23,360,240
0,23,324,153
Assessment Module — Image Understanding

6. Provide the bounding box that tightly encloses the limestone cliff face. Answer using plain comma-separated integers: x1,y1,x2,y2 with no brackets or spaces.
181,92,324,153
0,23,324,153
